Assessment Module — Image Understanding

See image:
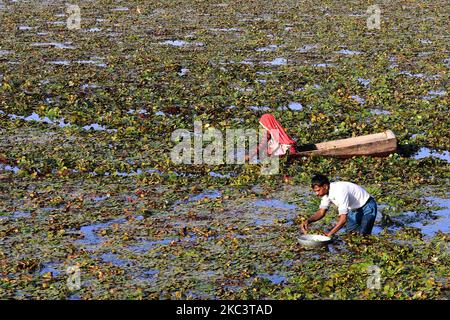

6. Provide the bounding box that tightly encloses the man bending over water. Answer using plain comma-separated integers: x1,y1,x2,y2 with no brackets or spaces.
301,174,378,237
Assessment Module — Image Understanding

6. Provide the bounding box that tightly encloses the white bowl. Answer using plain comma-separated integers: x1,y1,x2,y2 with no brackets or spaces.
298,234,332,248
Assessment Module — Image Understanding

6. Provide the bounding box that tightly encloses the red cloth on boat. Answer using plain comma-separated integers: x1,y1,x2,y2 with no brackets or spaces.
258,114,296,155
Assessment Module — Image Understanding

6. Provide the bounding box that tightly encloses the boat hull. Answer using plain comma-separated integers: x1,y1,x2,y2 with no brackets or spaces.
289,130,397,158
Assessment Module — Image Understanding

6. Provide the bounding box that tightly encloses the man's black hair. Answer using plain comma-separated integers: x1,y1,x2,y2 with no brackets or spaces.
311,174,330,188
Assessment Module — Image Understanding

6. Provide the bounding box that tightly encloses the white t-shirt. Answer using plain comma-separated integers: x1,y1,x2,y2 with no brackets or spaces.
319,182,371,215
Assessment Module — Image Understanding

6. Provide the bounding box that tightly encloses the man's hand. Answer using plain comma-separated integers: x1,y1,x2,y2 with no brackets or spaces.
325,214,347,237
300,220,309,234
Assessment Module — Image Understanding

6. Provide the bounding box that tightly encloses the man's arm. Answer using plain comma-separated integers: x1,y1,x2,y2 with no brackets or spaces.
300,208,327,233
325,214,347,237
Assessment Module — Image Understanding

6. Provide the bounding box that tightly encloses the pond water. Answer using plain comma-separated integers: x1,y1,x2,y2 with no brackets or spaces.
111,7,129,12
126,239,174,253
0,0,448,301
423,90,446,100
372,197,450,237
288,102,303,111
48,60,71,66
357,78,370,87
160,40,204,47
256,45,280,52
76,60,107,67
351,95,365,105
0,164,20,173
313,63,334,68
336,49,362,55
209,171,235,178
11,211,32,219
413,148,450,162
298,44,318,53
188,190,222,202
76,217,127,248
370,109,390,115
178,68,189,76
254,199,297,210
100,253,131,268
249,105,270,111
39,262,62,277
263,58,287,66
258,273,286,285
31,42,75,49
408,197,450,238
2,110,119,131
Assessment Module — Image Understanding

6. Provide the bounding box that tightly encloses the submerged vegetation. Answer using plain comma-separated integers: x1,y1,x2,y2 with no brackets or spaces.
0,0,449,299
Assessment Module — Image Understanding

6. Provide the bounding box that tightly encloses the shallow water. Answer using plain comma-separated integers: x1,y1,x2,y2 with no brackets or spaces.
263,58,287,66
249,105,270,111
0,164,20,173
357,78,370,87
351,95,365,105
413,148,450,162
31,42,75,49
254,199,297,210
188,190,222,202
256,45,280,52
160,40,204,47
372,197,450,237
76,60,107,67
209,171,235,178
76,217,127,248
100,253,131,267
336,49,361,55
370,109,390,115
11,211,32,219
288,102,303,111
3,111,117,131
298,44,318,53
48,60,71,66
126,239,174,253
258,273,286,285
111,7,129,12
39,262,62,277
313,63,334,68
423,90,447,100
409,197,450,237
1,0,449,300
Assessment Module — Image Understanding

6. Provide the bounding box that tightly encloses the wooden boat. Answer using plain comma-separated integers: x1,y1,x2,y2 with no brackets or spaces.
289,130,397,158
